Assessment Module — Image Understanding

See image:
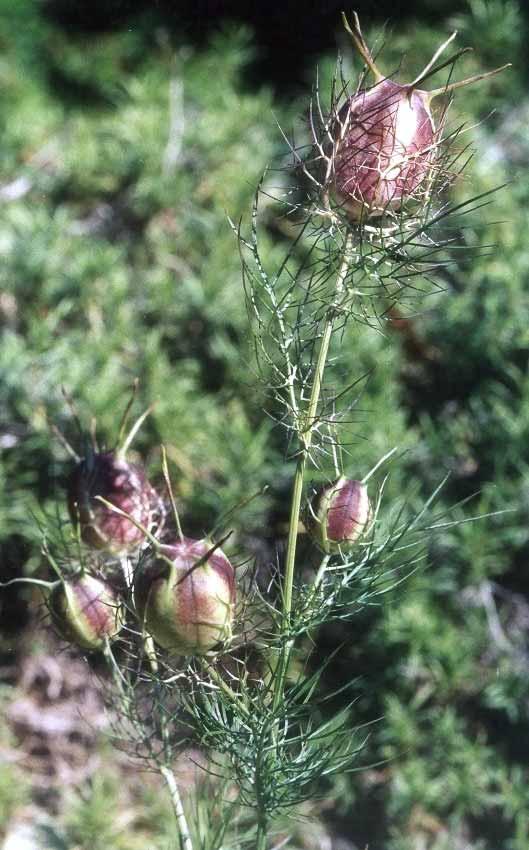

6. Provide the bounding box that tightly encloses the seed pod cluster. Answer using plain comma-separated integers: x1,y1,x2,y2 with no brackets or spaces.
58,397,238,658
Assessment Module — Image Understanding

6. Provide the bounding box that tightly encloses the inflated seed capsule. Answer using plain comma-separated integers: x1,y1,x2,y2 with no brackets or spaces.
134,538,235,656
331,14,509,220
332,79,437,220
311,477,370,554
49,574,123,651
68,451,160,555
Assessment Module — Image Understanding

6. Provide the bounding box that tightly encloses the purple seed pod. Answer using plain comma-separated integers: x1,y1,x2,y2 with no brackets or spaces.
330,14,510,221
68,451,160,555
135,537,236,655
332,80,437,221
49,574,123,651
311,477,371,554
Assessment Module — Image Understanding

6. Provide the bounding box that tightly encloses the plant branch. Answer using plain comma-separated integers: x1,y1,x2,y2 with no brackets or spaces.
199,657,251,720
272,233,354,715
282,232,354,630
145,650,193,850
313,553,331,590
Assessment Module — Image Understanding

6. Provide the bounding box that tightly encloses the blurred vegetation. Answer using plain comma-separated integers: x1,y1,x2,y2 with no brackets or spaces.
1,0,529,848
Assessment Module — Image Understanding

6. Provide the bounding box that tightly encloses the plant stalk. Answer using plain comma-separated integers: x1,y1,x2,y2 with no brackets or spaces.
259,232,355,850
313,553,331,589
256,820,268,850
274,232,354,704
148,656,194,850
200,657,251,719
282,233,353,625
160,765,194,850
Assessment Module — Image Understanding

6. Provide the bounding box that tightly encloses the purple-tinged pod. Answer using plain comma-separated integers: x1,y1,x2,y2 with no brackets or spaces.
332,79,437,221
135,538,236,655
49,574,123,651
311,477,371,554
330,14,510,221
68,451,160,555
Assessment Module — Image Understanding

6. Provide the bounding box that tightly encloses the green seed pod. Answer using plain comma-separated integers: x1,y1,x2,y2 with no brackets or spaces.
49,574,123,651
135,538,235,656
310,477,370,554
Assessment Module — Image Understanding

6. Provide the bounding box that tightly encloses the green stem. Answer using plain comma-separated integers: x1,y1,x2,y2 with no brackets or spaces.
255,234,355,850
148,657,194,850
282,453,307,626
105,643,194,850
200,657,251,719
282,234,353,626
160,765,194,850
116,561,194,850
256,819,268,850
313,553,331,590
273,234,354,708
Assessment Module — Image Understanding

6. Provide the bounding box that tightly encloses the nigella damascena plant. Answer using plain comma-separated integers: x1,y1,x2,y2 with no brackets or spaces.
310,477,371,554
327,13,509,221
135,537,236,656
49,574,124,651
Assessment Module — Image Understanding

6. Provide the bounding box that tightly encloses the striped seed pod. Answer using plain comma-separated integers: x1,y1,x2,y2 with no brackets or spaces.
135,538,236,656
49,574,123,651
310,477,371,554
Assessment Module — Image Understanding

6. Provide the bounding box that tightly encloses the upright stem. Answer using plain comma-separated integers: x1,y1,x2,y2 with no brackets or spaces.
281,234,354,629
281,454,307,624
270,315,334,712
149,654,194,850
160,765,194,850
258,233,355,850
273,233,354,709
256,819,268,850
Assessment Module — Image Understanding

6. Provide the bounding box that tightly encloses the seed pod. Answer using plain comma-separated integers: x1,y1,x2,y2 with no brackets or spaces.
49,574,123,651
135,538,235,655
333,79,436,220
68,451,160,555
310,477,370,554
331,14,510,221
